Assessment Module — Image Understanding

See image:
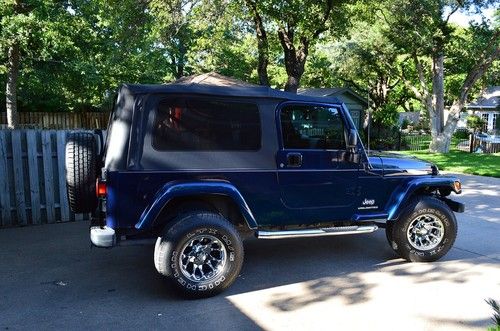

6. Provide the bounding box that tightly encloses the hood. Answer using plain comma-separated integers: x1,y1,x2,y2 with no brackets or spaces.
368,151,438,176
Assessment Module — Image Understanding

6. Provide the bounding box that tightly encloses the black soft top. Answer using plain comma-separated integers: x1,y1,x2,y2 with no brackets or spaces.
105,73,345,171
118,72,342,105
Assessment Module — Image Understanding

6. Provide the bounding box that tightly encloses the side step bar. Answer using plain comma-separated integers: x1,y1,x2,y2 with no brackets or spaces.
256,225,378,239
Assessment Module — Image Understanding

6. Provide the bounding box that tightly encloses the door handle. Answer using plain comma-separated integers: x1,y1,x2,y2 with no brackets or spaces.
286,153,302,167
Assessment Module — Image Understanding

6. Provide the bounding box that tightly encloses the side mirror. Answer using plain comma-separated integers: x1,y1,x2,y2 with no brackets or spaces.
347,129,358,149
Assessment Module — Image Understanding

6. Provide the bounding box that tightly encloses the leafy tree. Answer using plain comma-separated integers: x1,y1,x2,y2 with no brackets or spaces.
324,19,414,128
0,0,76,127
1,0,169,116
466,114,485,132
148,0,244,80
243,0,351,92
380,0,499,152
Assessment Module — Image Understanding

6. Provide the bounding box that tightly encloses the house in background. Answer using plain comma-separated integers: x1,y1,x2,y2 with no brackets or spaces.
466,86,499,132
298,88,368,129
398,112,420,126
454,86,500,132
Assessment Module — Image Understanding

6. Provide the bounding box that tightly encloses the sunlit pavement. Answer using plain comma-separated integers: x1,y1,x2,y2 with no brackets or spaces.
0,174,498,330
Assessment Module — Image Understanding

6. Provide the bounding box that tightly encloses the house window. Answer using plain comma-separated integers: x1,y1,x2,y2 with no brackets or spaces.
481,113,489,132
493,113,498,131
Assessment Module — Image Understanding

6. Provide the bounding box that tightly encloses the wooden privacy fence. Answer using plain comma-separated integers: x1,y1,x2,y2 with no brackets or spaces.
0,129,90,227
0,112,109,130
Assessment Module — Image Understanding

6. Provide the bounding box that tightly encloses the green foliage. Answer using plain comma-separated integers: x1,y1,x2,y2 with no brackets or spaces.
255,0,351,41
400,118,410,129
466,115,486,132
453,128,470,139
0,0,498,118
368,125,401,150
375,0,499,149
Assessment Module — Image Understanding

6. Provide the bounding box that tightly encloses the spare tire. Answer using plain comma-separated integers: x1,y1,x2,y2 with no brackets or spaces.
65,132,99,213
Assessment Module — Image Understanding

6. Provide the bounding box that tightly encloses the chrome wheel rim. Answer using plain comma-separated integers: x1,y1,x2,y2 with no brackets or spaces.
179,234,227,282
407,214,445,251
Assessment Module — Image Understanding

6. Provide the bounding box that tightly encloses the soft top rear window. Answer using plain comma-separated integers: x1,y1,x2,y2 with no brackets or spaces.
152,97,261,151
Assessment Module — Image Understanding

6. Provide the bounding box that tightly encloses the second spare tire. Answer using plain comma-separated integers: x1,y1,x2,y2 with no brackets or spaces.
65,131,99,213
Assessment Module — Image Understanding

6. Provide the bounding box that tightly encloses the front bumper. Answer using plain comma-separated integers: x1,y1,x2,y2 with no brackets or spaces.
90,226,116,247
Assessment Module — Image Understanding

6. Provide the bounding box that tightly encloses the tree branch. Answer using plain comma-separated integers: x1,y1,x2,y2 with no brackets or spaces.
312,0,334,39
412,52,430,99
339,77,366,94
245,0,270,85
444,2,462,24
449,29,500,118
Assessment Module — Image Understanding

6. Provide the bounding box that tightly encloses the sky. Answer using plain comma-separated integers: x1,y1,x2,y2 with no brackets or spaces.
447,6,497,26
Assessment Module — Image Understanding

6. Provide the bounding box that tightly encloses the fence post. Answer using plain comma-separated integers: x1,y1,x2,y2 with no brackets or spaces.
0,131,11,226
11,131,28,225
27,131,41,224
469,133,474,153
56,131,70,222
41,131,56,223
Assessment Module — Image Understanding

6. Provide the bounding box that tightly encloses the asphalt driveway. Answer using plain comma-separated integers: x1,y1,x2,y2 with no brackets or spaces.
0,173,499,330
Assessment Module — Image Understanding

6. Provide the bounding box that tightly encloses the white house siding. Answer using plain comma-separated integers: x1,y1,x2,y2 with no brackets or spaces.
337,94,363,129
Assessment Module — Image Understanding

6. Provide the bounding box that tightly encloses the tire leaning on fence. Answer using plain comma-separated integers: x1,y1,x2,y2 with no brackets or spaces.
65,132,99,213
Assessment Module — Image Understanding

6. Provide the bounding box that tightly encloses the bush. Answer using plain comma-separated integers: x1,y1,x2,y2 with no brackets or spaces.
400,118,410,130
368,125,401,150
453,128,470,139
466,115,485,133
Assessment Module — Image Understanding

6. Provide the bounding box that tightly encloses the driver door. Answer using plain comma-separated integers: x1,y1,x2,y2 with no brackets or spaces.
276,103,360,224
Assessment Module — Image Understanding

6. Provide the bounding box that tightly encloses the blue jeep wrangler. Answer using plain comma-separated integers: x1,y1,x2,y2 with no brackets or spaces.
65,80,464,298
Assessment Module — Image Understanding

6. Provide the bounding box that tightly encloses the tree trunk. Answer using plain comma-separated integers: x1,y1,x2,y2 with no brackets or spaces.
429,53,445,152
6,43,20,129
284,75,301,93
278,29,308,93
282,45,307,93
245,0,269,86
429,30,499,153
429,103,460,153
431,53,445,132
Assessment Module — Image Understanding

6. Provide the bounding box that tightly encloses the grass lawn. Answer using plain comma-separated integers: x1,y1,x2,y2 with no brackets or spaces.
397,150,500,178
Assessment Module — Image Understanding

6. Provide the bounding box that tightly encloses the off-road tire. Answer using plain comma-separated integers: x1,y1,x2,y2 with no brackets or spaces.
65,132,98,213
154,212,244,298
391,196,457,262
153,202,218,273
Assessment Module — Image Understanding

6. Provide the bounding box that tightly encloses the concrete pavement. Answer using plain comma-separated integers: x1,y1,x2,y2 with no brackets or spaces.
0,173,499,330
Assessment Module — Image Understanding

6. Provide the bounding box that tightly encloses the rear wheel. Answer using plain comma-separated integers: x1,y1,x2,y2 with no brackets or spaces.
65,132,99,213
391,196,457,262
154,212,244,298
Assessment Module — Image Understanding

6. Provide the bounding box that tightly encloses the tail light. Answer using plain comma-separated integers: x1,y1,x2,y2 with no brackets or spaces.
96,179,107,198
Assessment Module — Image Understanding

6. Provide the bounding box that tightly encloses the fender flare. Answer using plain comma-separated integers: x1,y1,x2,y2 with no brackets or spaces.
135,180,258,230
386,176,461,220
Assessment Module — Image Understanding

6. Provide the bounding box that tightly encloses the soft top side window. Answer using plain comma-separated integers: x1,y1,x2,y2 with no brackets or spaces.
281,104,346,150
152,97,261,151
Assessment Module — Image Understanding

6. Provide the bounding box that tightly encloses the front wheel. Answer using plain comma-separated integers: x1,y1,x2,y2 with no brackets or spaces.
154,212,244,298
391,196,457,262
